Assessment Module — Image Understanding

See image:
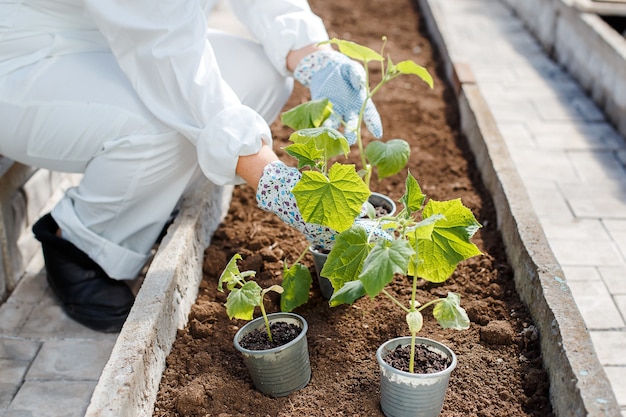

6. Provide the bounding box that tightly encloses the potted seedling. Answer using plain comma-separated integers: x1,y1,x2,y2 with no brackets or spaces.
279,37,431,300
218,254,311,397
323,171,481,417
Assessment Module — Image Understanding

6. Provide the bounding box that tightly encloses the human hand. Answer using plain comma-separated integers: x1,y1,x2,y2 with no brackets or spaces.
256,161,336,250
256,161,391,250
294,50,382,145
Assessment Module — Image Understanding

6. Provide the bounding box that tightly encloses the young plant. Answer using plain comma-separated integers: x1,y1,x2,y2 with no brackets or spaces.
281,37,434,231
277,37,438,313
324,171,481,373
218,254,285,342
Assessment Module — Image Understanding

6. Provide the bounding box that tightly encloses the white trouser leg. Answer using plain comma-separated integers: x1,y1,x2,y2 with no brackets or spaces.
0,30,293,279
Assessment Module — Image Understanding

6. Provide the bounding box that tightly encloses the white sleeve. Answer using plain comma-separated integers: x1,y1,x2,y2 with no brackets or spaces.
83,0,272,185
226,0,329,76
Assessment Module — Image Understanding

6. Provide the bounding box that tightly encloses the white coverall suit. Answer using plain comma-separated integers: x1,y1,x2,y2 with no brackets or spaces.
0,0,329,279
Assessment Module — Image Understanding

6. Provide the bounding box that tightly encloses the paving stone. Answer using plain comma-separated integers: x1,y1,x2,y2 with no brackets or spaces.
470,64,520,84
509,149,579,183
603,220,626,262
603,367,626,407
526,121,625,151
548,238,624,267
496,122,536,149
590,331,626,366
615,295,626,325
0,302,35,337
561,265,602,283
0,359,30,410
540,218,610,241
524,180,574,219
27,339,116,381
533,95,605,123
568,151,626,184
0,338,40,362
4,380,96,417
484,82,578,103
487,99,542,124
560,183,626,219
598,267,626,295
7,271,47,305
17,295,111,341
567,281,625,329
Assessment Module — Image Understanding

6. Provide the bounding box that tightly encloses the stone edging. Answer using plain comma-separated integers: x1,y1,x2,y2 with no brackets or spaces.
86,180,233,417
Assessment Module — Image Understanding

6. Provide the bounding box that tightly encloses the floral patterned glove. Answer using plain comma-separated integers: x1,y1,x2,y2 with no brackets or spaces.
294,50,383,145
256,161,336,250
256,161,391,250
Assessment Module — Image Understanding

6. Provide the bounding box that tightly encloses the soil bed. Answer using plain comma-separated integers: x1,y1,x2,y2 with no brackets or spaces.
153,0,554,416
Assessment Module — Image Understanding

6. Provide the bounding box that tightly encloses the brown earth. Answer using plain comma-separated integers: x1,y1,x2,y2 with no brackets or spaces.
152,0,555,416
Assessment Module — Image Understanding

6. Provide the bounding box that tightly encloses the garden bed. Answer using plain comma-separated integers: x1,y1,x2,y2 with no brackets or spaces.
151,0,555,415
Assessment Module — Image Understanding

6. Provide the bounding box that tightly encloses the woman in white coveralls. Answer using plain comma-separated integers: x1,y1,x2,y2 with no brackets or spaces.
0,0,382,332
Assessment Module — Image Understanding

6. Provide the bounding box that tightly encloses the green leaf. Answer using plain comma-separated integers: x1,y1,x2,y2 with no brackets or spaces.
218,254,244,291
416,199,483,283
289,127,350,160
393,60,434,89
280,263,312,312
406,310,424,334
364,139,410,179
329,279,367,307
399,171,425,213
406,215,440,241
432,293,470,330
263,284,285,296
292,164,370,232
285,142,323,170
322,225,373,290
281,99,333,129
359,239,415,297
322,38,384,62
225,281,262,321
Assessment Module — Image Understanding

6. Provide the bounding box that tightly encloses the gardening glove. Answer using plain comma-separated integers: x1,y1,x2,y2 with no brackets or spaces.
256,161,391,250
294,50,383,145
256,161,336,250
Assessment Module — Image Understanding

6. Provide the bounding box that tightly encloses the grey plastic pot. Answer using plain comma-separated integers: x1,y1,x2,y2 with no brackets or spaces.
234,312,311,397
309,245,333,299
368,191,397,217
309,192,397,300
376,336,457,417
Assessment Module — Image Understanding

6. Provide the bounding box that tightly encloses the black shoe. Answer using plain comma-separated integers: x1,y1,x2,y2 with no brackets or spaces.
32,214,135,333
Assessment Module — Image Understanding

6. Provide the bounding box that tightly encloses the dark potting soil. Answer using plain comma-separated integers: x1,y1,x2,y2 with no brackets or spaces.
152,0,555,416
239,322,303,350
383,344,451,374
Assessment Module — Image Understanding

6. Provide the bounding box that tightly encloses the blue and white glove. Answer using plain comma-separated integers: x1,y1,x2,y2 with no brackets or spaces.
294,50,383,145
256,161,391,250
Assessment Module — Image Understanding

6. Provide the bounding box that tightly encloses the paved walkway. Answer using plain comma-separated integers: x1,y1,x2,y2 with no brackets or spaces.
431,0,626,413
0,0,624,416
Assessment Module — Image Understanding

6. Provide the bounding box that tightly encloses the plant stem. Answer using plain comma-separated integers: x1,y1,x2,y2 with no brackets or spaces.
382,289,410,313
259,299,273,343
409,233,420,373
294,246,309,265
409,331,416,373
416,297,443,312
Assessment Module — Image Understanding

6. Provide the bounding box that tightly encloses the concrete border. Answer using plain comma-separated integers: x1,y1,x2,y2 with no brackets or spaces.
419,0,621,415
85,180,232,417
